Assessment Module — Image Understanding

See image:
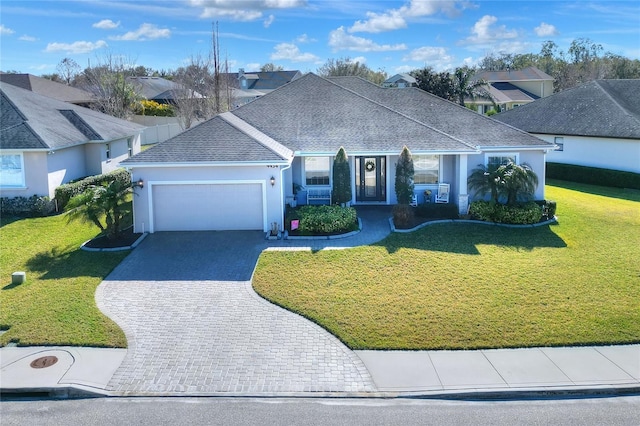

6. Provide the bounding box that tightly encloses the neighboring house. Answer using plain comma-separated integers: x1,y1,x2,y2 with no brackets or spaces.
382,73,417,88
470,66,554,114
224,69,302,107
127,76,195,104
0,82,144,199
0,73,95,107
123,73,554,234
494,79,640,174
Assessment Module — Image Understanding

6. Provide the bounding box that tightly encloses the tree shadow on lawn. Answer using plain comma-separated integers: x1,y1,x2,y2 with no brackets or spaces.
375,223,567,255
23,244,124,280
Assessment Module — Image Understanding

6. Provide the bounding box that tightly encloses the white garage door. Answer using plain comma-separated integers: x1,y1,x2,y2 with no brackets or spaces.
151,183,264,231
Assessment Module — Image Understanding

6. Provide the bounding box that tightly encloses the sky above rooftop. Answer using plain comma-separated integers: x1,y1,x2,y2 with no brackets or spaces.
1,0,639,75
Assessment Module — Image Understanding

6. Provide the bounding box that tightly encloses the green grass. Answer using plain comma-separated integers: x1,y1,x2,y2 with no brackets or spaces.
253,180,640,350
0,211,129,347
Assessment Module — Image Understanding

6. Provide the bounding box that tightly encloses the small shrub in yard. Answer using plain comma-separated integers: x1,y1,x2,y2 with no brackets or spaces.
415,203,459,219
290,205,357,234
535,200,557,219
0,195,55,217
470,200,543,224
392,204,415,228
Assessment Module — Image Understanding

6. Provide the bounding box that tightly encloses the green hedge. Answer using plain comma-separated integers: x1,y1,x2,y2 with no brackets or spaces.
54,168,131,210
546,163,640,190
469,201,544,224
0,195,55,217
415,202,459,219
288,205,357,234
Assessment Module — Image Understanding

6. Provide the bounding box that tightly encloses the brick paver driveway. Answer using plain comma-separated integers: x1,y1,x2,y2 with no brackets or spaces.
97,231,375,395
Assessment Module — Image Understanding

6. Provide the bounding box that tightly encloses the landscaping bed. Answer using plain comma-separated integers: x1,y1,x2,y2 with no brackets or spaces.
83,226,143,249
285,205,359,236
254,181,640,350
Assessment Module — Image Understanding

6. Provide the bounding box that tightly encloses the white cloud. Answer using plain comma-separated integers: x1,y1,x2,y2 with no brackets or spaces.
245,62,262,71
402,46,454,71
534,22,558,37
394,65,414,73
19,35,37,42
0,24,15,35
93,19,121,29
329,27,407,52
349,0,468,33
270,43,319,62
110,23,171,41
296,33,316,43
45,40,108,54
29,63,54,71
351,56,367,64
189,0,306,21
463,15,518,45
264,14,275,28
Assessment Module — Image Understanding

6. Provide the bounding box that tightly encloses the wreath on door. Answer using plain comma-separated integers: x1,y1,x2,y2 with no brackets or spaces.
365,160,376,172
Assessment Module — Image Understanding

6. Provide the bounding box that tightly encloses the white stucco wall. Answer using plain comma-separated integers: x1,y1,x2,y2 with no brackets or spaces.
129,164,283,233
46,145,88,198
537,134,640,174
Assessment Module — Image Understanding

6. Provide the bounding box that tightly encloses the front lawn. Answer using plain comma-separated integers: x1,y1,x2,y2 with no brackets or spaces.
0,211,129,347
253,180,640,350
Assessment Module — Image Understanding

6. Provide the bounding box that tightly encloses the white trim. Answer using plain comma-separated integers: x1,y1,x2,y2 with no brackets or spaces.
124,161,289,169
485,152,520,165
147,179,267,233
220,112,294,160
478,146,552,152
296,150,478,156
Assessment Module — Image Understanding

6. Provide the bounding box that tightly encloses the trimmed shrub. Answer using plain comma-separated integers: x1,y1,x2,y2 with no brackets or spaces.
392,204,415,228
289,205,357,234
535,199,557,220
134,100,175,117
395,146,415,204
415,203,459,219
55,168,131,210
470,200,543,224
547,162,640,190
1,195,55,217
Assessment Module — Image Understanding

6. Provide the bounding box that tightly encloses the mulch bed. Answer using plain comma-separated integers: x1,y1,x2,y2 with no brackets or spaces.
84,226,142,249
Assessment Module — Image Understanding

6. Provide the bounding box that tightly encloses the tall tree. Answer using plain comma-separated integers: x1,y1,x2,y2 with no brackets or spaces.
410,67,455,100
261,63,284,72
77,53,141,119
395,146,415,205
56,57,80,85
452,66,491,107
317,57,387,84
332,147,351,205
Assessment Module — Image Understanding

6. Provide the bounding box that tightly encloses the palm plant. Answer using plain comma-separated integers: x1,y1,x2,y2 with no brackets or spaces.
452,66,493,107
467,163,503,203
497,162,539,205
66,179,132,239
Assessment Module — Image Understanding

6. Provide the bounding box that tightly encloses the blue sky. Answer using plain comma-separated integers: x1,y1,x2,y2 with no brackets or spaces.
1,0,639,75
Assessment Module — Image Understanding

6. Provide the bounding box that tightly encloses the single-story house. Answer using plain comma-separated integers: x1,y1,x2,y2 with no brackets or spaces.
382,73,418,88
470,66,554,114
0,73,95,108
123,73,554,234
0,82,144,199
494,79,640,174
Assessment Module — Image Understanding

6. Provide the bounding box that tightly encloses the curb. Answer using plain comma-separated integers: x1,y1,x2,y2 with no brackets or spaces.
80,232,148,252
279,218,363,241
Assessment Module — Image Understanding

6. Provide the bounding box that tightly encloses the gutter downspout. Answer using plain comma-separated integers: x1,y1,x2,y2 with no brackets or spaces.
280,160,293,234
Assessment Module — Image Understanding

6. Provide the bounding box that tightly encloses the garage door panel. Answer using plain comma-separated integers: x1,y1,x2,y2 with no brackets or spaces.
152,183,263,231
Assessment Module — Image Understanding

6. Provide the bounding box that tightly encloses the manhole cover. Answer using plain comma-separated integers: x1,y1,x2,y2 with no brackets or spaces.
30,356,58,369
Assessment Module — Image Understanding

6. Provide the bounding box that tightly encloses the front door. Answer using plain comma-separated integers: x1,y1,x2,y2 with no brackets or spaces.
356,156,386,202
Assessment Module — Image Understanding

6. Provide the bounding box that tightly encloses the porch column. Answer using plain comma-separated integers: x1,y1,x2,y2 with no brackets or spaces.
458,154,469,216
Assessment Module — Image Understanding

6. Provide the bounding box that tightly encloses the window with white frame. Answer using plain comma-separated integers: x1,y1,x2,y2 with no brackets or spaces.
105,143,111,160
127,138,133,157
305,157,330,186
486,153,518,168
413,155,439,184
0,153,25,187
554,137,564,152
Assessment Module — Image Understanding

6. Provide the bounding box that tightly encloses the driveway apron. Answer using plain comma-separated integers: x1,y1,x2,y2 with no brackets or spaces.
97,231,375,395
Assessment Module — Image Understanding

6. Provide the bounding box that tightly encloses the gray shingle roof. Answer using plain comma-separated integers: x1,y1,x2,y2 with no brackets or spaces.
225,70,302,90
1,82,144,150
494,79,640,139
328,75,549,149
475,66,554,82
0,73,94,104
233,73,479,154
122,114,289,164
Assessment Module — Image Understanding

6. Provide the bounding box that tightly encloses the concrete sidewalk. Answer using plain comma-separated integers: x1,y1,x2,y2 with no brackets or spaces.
2,344,638,398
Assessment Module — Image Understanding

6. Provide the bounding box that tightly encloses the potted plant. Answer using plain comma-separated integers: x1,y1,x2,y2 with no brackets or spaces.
423,189,432,203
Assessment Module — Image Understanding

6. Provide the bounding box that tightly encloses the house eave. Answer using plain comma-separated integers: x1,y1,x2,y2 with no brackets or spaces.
122,160,291,169
478,145,556,152
295,149,479,156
